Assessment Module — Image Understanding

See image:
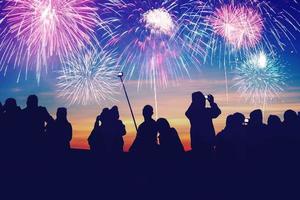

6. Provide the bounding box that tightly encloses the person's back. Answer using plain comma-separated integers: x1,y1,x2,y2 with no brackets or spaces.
129,105,158,155
185,92,221,154
47,108,72,152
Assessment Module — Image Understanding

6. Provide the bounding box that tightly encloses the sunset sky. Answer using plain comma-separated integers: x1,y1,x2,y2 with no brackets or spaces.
1,64,300,151
0,0,300,151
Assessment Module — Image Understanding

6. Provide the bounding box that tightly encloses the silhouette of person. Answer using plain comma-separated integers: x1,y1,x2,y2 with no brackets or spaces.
283,110,300,155
216,113,246,162
185,92,221,156
129,105,158,155
46,107,72,153
22,95,53,155
1,98,22,156
246,109,267,161
267,115,282,138
88,108,110,154
267,115,283,159
283,109,299,133
157,118,184,155
107,106,126,154
216,114,234,160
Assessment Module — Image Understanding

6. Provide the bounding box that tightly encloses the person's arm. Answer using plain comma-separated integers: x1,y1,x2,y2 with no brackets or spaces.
207,95,221,118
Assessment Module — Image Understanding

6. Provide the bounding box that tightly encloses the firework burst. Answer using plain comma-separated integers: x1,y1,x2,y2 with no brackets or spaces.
184,0,298,102
208,4,263,49
233,50,286,105
56,49,120,106
100,0,204,117
100,0,202,88
187,0,300,66
0,0,105,82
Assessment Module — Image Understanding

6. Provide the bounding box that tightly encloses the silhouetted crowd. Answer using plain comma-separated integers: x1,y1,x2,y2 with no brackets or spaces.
2,92,300,199
1,91,300,162
0,95,71,159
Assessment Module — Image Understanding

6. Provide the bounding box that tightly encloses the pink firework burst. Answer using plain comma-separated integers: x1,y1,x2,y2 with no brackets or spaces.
208,4,263,49
0,0,101,81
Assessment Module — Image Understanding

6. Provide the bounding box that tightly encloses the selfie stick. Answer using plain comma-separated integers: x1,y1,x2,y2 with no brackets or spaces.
118,72,138,132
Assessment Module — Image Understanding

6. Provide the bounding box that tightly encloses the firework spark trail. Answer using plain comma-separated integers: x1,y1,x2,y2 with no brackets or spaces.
56,49,120,106
101,0,204,117
0,0,106,82
247,0,300,53
233,50,286,108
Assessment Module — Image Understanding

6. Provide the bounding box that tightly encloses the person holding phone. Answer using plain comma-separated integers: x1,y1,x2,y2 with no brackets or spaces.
185,91,221,157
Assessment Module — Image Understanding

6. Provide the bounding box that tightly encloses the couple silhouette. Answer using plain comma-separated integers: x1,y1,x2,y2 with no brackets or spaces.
129,91,220,157
88,106,126,155
129,105,184,156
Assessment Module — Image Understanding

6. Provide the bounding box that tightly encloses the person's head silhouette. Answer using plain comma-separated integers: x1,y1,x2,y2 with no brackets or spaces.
143,105,153,121
268,115,281,127
232,112,245,127
192,91,206,108
225,115,234,129
111,106,119,120
57,107,67,121
4,98,17,112
250,109,263,126
99,108,110,123
27,95,38,109
284,109,297,123
157,118,170,132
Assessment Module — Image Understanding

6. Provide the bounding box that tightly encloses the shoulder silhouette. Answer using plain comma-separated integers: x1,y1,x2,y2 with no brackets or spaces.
46,107,72,154
157,118,184,155
129,105,158,155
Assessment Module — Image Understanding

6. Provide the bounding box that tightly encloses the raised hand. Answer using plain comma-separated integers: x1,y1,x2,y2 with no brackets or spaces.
207,94,214,104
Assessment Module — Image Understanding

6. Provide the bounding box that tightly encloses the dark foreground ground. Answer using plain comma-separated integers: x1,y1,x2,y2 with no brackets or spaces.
1,149,300,200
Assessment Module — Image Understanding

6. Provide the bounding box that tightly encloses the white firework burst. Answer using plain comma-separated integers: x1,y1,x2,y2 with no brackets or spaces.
57,49,120,105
